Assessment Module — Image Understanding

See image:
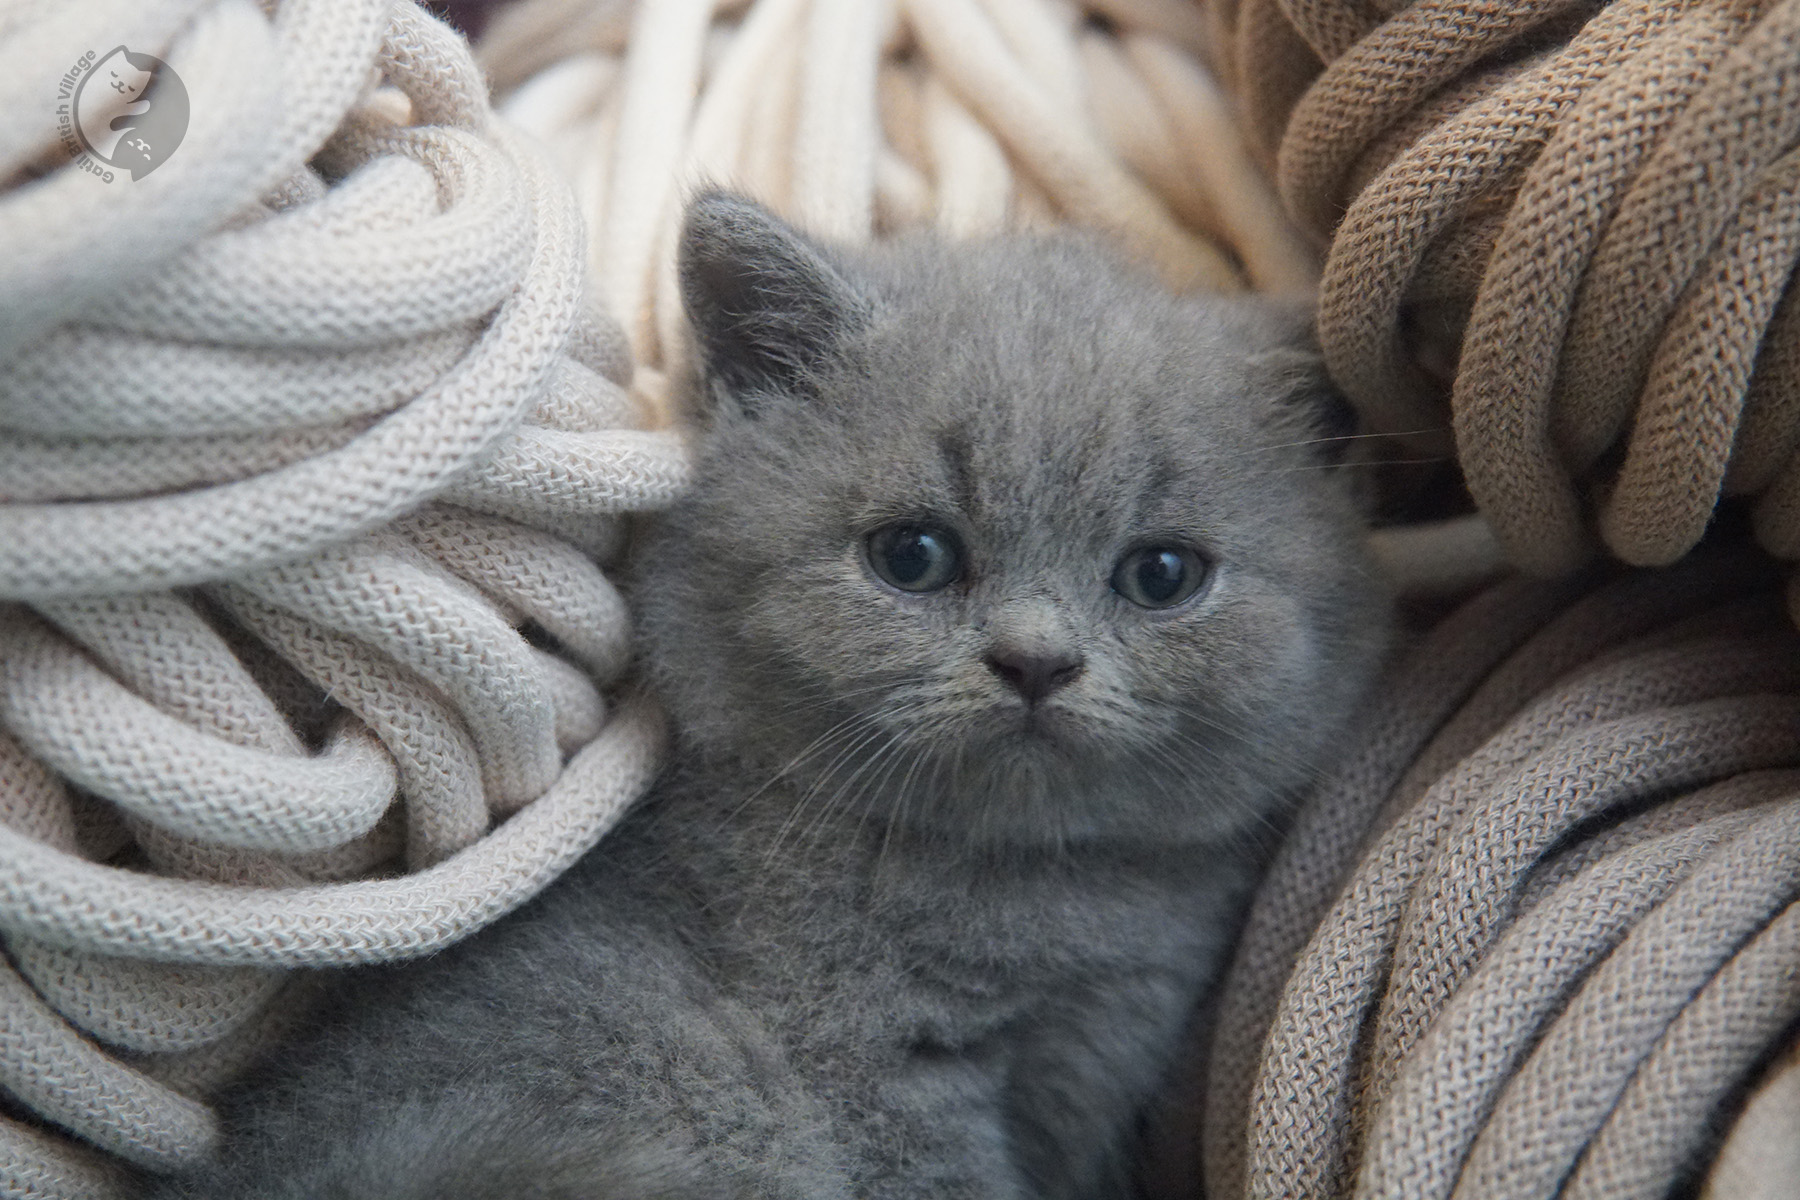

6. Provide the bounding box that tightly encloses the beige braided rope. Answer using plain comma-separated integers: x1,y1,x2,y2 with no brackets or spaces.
1207,0,1800,587
1201,555,1800,1200
12,0,1731,1192
0,1,684,1194
1188,7,1800,1177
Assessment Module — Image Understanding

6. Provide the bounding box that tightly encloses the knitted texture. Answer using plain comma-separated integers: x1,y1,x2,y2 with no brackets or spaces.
1202,0,1800,588
477,0,1314,377
1199,553,1800,1200
0,2,682,1195
1174,7,1800,1178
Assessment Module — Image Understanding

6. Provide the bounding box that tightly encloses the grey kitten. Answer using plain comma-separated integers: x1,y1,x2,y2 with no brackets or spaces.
154,194,1389,1200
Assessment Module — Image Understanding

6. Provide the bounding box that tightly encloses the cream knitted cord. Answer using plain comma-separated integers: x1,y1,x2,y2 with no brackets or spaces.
0,2,684,1196
478,0,1302,369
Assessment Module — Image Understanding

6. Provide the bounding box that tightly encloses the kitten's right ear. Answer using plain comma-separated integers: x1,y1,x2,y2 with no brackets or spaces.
678,191,871,414
1241,300,1360,466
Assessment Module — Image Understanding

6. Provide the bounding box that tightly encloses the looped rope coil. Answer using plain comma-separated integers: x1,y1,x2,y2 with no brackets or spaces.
1201,551,1800,1200
0,2,686,1195
1206,0,1800,588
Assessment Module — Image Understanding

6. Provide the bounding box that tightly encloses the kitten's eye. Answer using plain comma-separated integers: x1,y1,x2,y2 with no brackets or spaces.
1112,545,1209,609
866,524,963,593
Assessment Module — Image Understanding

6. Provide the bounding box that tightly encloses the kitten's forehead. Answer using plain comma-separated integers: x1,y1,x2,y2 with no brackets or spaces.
829,255,1283,545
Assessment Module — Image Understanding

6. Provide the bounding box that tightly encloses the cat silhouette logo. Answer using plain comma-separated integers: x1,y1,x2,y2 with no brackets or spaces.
72,46,188,181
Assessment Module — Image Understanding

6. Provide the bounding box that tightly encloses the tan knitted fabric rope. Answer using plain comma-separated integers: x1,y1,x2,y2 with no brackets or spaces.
0,1,685,1195
1199,552,1800,1200
1181,7,1800,1182
1202,0,1800,590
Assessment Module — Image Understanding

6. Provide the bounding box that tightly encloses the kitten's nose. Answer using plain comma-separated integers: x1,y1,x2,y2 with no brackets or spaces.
985,647,1084,705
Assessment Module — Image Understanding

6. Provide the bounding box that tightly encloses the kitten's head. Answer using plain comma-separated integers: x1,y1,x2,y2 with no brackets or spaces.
633,192,1388,848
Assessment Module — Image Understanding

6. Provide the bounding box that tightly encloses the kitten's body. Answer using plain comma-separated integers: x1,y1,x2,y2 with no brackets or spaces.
161,198,1387,1200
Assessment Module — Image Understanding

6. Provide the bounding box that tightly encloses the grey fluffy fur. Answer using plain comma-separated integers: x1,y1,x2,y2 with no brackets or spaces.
153,195,1389,1200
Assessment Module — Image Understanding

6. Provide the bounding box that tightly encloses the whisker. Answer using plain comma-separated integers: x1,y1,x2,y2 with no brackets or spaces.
850,735,925,851
797,725,912,857
762,720,893,865
716,708,878,831
877,745,933,875
1163,715,1321,781
1256,427,1448,452
1276,456,1450,472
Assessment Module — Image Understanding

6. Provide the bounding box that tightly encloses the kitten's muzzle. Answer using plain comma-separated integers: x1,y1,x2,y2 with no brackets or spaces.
984,647,1084,706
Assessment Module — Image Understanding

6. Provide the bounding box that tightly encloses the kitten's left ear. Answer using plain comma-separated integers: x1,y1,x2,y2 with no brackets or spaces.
678,190,872,414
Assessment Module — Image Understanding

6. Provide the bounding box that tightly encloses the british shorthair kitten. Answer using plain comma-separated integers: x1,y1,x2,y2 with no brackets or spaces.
158,193,1389,1199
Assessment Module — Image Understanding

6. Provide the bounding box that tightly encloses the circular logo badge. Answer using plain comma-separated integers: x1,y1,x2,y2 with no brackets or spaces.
73,45,189,182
